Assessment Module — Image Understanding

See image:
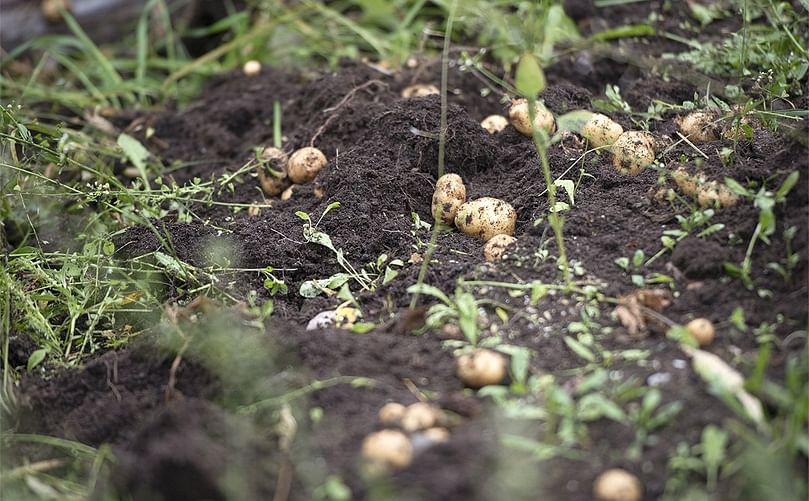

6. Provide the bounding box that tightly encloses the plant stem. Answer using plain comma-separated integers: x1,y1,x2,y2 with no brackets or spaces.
409,0,458,310
528,99,571,285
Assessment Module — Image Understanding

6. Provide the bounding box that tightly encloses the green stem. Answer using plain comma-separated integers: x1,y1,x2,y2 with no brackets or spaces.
409,0,458,310
528,98,571,285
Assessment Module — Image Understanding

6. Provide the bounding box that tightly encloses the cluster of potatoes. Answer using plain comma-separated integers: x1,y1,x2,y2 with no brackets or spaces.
256,146,328,200
360,402,450,474
431,174,518,262
669,166,739,209
487,98,659,175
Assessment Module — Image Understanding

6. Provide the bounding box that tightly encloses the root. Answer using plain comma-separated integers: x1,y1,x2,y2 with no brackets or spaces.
310,80,387,147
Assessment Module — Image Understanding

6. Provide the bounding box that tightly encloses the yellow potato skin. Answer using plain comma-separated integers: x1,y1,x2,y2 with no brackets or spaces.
611,131,656,175
456,349,507,388
432,174,467,225
454,197,517,241
288,147,327,184
481,114,509,134
678,111,719,142
483,234,517,262
593,469,642,501
582,113,624,147
257,147,290,196
361,430,413,471
401,84,439,98
508,99,555,136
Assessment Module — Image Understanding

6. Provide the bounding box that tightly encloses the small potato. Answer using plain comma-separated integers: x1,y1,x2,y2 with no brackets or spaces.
361,430,413,472
422,427,450,444
432,173,467,225
481,115,509,134
454,197,517,242
670,167,699,198
288,147,327,184
483,234,517,262
696,180,722,208
716,183,739,208
243,60,262,77
257,147,290,196
280,185,296,201
401,402,443,432
611,131,656,175
456,348,508,388
402,84,439,98
582,113,624,148
687,318,715,347
593,469,642,501
378,402,406,425
42,0,70,23
508,98,555,136
677,111,718,142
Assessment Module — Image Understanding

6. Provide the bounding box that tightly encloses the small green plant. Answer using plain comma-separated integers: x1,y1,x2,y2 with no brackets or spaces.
407,283,480,344
723,171,799,288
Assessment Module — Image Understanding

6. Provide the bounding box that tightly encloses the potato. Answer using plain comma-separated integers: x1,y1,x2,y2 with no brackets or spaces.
42,0,70,23
422,427,450,444
257,147,290,196
454,197,517,242
687,318,715,347
432,174,467,225
611,131,656,175
280,185,296,201
242,60,262,77
696,180,739,209
378,402,406,425
401,84,439,98
481,115,509,134
582,113,624,148
456,348,507,388
401,402,443,432
593,469,642,501
508,98,555,136
288,147,327,184
483,234,517,262
677,111,718,142
361,430,413,472
670,167,700,198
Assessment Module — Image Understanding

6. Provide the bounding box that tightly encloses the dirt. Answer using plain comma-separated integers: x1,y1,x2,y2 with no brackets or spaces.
7,4,808,501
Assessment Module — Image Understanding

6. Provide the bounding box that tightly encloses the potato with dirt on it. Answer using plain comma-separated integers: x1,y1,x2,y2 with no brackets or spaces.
361,430,413,472
593,468,643,501
670,167,701,198
697,180,739,209
257,147,290,196
483,234,517,262
454,197,517,242
581,113,624,148
401,84,439,98
677,111,719,142
508,98,555,136
611,131,656,175
481,115,509,134
288,147,327,184
456,348,508,388
687,318,715,347
432,173,467,225
401,402,444,432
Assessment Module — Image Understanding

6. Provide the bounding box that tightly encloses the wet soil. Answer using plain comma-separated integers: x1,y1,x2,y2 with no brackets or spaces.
7,3,808,500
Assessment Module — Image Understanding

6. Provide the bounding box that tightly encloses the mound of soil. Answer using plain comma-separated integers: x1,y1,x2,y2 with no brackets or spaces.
10,15,808,501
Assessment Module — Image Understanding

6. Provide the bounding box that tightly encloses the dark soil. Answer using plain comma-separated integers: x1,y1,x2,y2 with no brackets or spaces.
7,3,808,501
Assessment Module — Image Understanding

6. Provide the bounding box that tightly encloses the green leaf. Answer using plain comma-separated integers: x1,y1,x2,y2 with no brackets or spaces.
101,240,115,256
554,179,576,205
701,424,728,488
564,336,595,362
577,393,626,422
382,267,399,285
117,133,150,187
406,283,452,305
27,349,48,371
775,171,799,201
723,177,749,197
554,110,594,135
515,53,546,98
